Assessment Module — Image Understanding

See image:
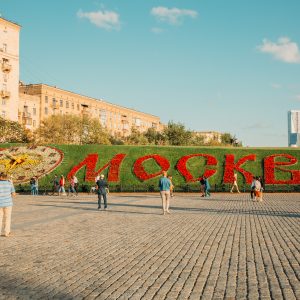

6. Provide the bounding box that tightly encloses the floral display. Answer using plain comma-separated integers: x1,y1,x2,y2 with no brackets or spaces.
176,154,217,182
67,153,126,182
1,145,299,186
264,154,300,184
0,146,63,183
133,154,170,181
223,154,256,184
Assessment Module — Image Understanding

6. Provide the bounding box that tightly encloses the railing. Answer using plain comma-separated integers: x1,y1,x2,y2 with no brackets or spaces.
14,183,300,194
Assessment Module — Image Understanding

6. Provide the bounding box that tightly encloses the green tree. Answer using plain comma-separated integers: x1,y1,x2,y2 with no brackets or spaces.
0,117,32,143
125,127,148,145
163,121,192,146
36,115,111,145
144,127,167,145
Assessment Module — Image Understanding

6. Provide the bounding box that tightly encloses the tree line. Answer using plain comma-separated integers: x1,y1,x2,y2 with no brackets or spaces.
0,116,242,147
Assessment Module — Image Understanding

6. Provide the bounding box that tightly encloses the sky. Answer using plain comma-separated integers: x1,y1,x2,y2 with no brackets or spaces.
1,0,300,147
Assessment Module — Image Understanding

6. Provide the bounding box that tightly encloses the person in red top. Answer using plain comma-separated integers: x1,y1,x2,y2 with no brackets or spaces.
58,175,66,196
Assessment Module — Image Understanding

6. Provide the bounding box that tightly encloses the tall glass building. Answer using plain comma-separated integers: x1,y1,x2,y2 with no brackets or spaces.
288,110,300,147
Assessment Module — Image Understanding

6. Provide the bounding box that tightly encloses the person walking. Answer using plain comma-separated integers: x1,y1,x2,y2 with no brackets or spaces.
96,174,108,210
168,175,174,198
230,173,240,193
254,176,262,202
159,171,171,215
30,177,36,195
68,175,76,196
58,175,66,196
34,176,39,195
0,172,16,237
203,176,211,197
258,176,264,201
73,175,79,196
52,174,59,195
199,177,205,197
250,176,256,200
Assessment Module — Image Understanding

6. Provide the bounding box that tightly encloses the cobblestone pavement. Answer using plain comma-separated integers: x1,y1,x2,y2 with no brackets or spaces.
0,192,299,300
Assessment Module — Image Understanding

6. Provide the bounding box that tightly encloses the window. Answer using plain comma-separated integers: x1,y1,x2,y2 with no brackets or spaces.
45,96,48,103
77,104,80,110
2,83,7,91
3,73,8,82
60,99,63,107
33,120,36,127
135,118,141,127
66,101,69,108
100,110,107,126
72,102,74,109
2,44,7,52
33,108,36,116
52,98,56,105
2,99,6,105
1,111,5,118
44,107,48,115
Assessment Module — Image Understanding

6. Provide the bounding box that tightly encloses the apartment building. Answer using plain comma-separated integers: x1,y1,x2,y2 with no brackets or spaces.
193,131,222,144
19,83,161,136
0,16,161,136
0,17,20,122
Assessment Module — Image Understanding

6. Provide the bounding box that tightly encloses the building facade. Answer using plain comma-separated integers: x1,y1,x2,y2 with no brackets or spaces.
0,17,20,122
288,110,300,147
19,83,161,136
193,131,223,144
1,16,162,136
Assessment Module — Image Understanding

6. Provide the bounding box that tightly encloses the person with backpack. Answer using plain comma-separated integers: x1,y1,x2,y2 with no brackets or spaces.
96,174,109,210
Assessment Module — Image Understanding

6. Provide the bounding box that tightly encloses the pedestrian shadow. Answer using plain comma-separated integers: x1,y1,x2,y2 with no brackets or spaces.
31,201,300,218
31,203,159,215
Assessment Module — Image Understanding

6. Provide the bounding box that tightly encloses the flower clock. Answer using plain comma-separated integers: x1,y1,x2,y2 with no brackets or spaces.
0,146,63,183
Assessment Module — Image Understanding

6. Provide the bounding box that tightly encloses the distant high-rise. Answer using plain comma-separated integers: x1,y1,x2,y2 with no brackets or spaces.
288,110,300,147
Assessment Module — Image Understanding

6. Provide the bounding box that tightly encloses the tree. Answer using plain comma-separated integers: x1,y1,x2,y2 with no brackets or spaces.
144,127,167,145
35,115,111,145
0,117,32,143
125,127,148,145
221,132,242,147
163,121,192,146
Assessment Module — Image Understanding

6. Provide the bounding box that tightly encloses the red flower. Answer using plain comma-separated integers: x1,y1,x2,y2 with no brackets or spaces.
133,154,170,181
264,154,300,184
223,154,256,184
176,154,217,182
67,153,126,182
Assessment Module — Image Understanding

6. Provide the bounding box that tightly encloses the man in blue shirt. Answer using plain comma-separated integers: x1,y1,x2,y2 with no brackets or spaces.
0,172,16,237
158,171,171,215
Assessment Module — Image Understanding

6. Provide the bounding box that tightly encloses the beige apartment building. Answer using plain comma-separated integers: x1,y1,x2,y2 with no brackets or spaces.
1,16,162,136
19,83,162,136
0,17,20,122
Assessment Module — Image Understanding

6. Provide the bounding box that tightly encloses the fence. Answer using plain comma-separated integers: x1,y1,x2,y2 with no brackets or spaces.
15,183,300,194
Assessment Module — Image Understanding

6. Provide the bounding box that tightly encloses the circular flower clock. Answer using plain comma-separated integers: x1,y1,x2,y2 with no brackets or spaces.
0,146,63,183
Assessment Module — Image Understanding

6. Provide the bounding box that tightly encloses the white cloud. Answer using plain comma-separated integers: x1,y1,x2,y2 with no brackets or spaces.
258,37,300,63
77,9,120,31
296,95,300,101
151,27,165,34
151,6,198,25
270,83,282,89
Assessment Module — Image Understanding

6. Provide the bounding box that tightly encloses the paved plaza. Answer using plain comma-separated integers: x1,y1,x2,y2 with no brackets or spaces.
0,192,299,300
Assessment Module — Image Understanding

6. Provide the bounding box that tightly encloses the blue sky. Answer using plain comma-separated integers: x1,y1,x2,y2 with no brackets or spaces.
2,0,300,146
